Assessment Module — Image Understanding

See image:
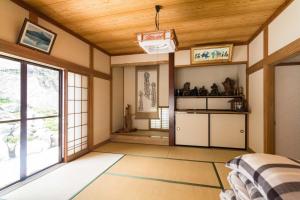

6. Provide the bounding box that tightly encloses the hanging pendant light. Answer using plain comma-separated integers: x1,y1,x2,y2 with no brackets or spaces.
137,5,178,54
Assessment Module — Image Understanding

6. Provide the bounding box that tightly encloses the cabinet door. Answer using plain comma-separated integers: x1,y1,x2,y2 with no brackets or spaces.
175,113,209,146
210,114,246,148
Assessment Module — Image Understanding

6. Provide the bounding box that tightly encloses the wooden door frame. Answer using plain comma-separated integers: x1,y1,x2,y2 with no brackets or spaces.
263,37,300,154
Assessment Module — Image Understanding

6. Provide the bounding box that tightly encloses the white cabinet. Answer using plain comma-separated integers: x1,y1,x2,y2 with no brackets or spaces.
210,114,246,148
175,112,209,146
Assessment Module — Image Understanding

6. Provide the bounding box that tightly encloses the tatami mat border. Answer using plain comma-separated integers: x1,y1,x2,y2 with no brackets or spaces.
92,150,227,164
212,163,225,191
106,172,222,189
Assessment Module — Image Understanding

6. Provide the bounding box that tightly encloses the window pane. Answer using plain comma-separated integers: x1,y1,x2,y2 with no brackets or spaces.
75,88,81,100
75,114,81,126
26,117,59,176
82,113,87,125
82,101,88,113
75,74,81,87
82,89,88,101
68,72,74,86
0,122,20,188
75,101,81,113
82,76,88,88
27,65,59,118
68,114,74,128
68,87,74,100
68,100,74,114
150,108,169,130
0,58,20,121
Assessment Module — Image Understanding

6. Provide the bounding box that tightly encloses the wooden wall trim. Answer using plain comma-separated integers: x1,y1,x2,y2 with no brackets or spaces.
276,62,300,66
263,63,275,154
88,46,94,150
263,26,275,154
265,37,300,66
110,58,113,136
246,60,263,75
0,39,111,80
63,69,68,162
175,61,247,69
111,60,169,68
168,53,175,146
29,11,38,23
10,0,110,56
248,0,294,44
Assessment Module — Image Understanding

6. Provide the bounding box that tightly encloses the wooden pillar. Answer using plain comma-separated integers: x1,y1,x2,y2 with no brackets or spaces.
263,27,275,154
169,53,175,146
88,46,94,150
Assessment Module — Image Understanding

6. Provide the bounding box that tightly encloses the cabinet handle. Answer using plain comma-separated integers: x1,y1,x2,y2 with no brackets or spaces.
177,127,180,131
240,130,245,133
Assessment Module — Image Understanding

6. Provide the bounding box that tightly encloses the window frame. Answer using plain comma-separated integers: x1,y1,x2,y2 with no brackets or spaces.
149,106,169,131
0,54,63,190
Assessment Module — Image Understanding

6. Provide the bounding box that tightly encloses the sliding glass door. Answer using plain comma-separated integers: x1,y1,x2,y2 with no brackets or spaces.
0,57,21,189
0,56,62,189
26,64,61,175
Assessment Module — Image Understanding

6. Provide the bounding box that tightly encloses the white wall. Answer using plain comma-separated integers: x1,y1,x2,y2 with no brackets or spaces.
94,48,110,74
38,18,90,68
249,32,264,66
248,69,264,153
175,64,246,94
112,67,124,132
93,78,110,144
275,65,300,160
269,0,300,55
0,0,28,43
175,45,247,66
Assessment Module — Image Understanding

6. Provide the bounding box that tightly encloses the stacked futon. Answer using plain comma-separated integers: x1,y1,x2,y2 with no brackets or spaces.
220,153,300,200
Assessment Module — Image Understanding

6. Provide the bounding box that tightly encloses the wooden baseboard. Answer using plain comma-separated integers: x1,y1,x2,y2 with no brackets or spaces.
91,139,111,150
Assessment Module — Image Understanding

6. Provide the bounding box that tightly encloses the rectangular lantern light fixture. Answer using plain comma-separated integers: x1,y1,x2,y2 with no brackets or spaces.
137,29,178,54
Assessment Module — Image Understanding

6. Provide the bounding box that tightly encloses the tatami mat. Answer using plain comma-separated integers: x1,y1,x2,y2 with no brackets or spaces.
214,163,232,190
107,155,220,186
2,152,123,200
73,174,221,200
94,142,247,162
95,142,170,158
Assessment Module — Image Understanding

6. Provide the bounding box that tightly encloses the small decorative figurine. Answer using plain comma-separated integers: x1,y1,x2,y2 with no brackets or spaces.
116,104,137,133
199,86,208,96
209,83,220,96
190,86,199,96
182,82,191,96
222,77,235,96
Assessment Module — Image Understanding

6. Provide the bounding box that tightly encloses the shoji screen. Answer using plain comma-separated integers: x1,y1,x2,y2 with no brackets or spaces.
67,72,88,157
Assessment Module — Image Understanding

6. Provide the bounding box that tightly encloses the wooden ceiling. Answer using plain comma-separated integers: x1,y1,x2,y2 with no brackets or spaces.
21,0,288,55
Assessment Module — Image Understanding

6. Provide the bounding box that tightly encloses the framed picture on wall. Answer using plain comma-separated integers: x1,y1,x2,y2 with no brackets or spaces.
17,19,57,54
191,44,233,64
135,65,159,119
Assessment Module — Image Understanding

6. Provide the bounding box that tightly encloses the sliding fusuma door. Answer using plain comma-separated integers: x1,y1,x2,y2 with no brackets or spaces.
0,56,62,189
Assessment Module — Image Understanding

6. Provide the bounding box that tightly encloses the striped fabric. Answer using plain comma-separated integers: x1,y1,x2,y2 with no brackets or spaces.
220,190,237,200
226,154,300,200
228,171,250,200
238,172,265,200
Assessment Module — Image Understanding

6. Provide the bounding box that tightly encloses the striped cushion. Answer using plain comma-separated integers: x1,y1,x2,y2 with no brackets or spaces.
226,153,300,200
238,173,265,200
228,171,250,200
220,190,237,200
